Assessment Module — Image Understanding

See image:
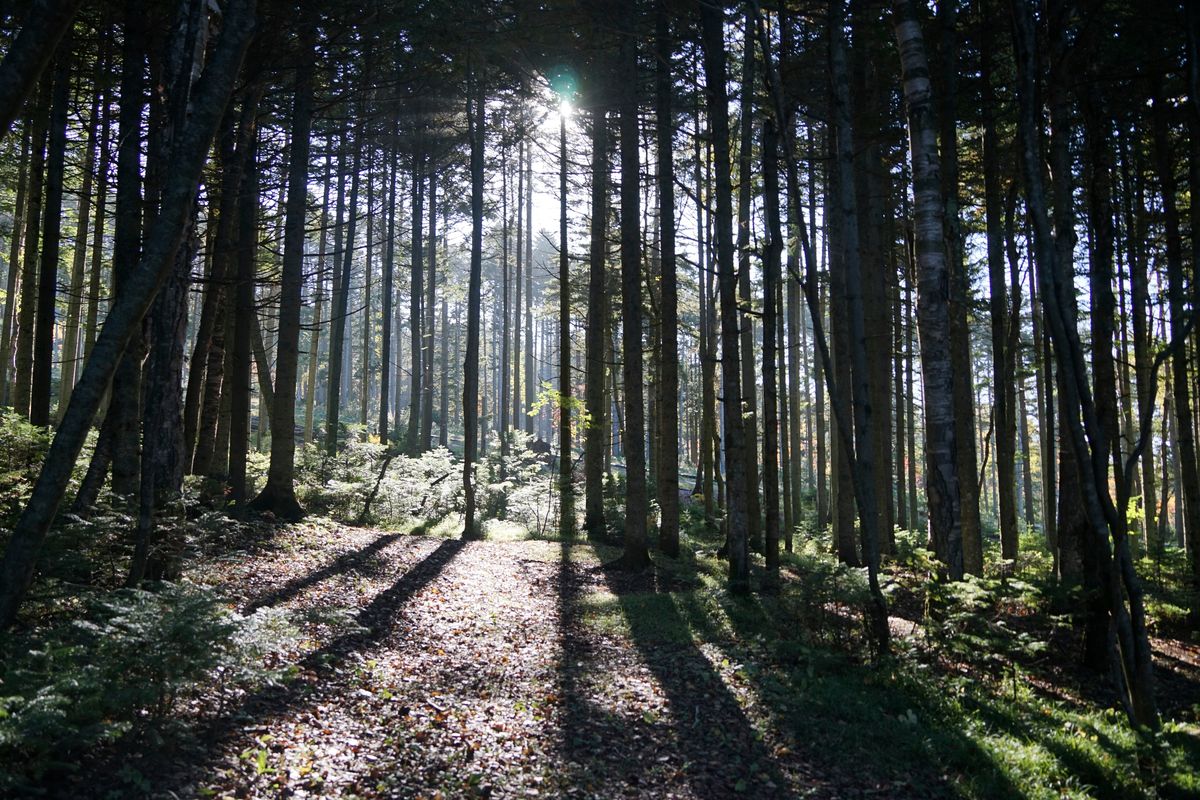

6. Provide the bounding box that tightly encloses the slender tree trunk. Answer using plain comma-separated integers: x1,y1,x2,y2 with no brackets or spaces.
252,20,312,519
513,139,524,432
463,66,485,539
0,122,30,405
59,83,100,416
0,0,84,139
0,0,255,628
422,166,436,450
378,133,396,443
701,2,749,592
892,0,963,579
981,5,1018,561
326,119,362,456
559,96,575,538
655,3,679,557
584,103,609,539
616,19,646,564
229,129,258,505
762,118,783,586
406,153,424,453
934,0,980,576
30,53,69,427
12,80,47,419
735,8,762,554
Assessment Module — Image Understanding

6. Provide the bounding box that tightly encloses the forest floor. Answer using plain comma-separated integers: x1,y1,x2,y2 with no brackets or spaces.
23,514,1200,800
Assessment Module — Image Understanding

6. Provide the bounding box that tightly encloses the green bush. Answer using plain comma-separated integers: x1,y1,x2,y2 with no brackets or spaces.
0,410,52,526
0,582,297,790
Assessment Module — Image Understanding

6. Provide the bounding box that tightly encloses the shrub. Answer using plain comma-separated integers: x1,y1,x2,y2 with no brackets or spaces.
0,582,297,791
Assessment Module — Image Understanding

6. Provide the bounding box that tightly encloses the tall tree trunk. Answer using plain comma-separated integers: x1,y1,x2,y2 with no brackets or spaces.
935,0,980,576
463,65,485,539
584,103,609,539
30,52,69,427
0,122,30,405
762,117,783,586
130,0,208,582
736,7,762,554
981,1,1018,561
59,81,100,416
229,130,258,505
558,92,575,538
1011,0,1157,729
406,153,424,454
0,0,256,629
616,16,646,565
378,132,396,443
513,139,524,432
422,166,437,450
325,118,362,456
892,0,963,579
701,2,749,592
12,80,47,419
655,2,679,558
252,19,312,520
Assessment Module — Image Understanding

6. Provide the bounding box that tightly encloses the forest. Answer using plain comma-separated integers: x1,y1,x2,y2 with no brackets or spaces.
0,0,1198,796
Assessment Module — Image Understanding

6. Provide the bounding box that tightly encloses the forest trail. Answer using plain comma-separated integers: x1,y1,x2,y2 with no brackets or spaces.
80,523,928,800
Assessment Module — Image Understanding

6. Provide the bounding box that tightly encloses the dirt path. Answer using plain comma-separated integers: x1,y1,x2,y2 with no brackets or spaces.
72,526,913,799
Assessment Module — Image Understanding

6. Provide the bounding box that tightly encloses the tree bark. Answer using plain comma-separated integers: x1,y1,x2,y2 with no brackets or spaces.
251,18,313,520
0,0,84,139
892,0,963,580
655,2,680,558
584,103,609,539
701,2,749,593
0,0,256,629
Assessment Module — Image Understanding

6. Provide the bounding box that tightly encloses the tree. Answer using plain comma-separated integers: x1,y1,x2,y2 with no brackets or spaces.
251,13,314,521
891,0,963,580
0,0,258,629
700,1,749,593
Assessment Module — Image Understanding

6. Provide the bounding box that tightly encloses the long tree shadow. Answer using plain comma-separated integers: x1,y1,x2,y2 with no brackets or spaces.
555,538,793,798
74,536,465,799
243,531,403,613
719,582,1027,799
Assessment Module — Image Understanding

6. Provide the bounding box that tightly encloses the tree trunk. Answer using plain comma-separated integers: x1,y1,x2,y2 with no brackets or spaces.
558,95,575,538
12,79,47,419
0,122,30,405
616,17,646,565
735,8,762,554
762,117,783,587
406,153,425,454
30,52,69,427
251,19,312,520
463,66,485,539
422,166,437,451
325,119,362,456
982,3,1018,561
892,0,963,579
0,0,84,139
229,129,258,505
0,0,256,629
584,102,609,539
655,3,680,558
59,81,100,416
1011,0,1157,729
701,2,749,592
